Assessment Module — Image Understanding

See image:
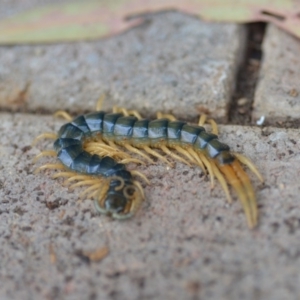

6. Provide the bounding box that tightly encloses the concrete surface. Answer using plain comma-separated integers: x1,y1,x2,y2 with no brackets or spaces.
1,113,300,300
1,2,300,300
0,10,245,121
253,25,300,124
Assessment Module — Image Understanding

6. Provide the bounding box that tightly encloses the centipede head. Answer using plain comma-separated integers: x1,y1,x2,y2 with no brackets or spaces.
94,173,144,219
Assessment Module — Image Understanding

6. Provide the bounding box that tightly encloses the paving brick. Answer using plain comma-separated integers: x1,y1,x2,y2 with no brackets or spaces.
253,25,300,124
0,11,246,120
0,112,300,299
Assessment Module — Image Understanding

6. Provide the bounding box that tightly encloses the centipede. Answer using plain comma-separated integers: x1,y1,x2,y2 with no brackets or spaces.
33,99,263,228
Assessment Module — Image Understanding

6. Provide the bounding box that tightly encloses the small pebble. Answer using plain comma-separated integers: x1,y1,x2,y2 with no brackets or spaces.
237,97,248,106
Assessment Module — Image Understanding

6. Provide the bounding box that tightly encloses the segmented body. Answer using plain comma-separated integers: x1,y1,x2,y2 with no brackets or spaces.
52,111,261,227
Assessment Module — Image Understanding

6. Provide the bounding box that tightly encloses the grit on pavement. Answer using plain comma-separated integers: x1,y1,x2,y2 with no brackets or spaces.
1,2,300,300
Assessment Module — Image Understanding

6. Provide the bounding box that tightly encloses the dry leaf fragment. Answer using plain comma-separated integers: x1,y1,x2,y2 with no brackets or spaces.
83,246,109,262
0,0,300,44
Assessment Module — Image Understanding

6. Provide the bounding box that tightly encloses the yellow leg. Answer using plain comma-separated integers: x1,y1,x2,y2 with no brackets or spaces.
142,146,174,167
84,142,135,161
119,158,145,165
54,111,73,121
33,150,57,163
52,171,77,179
198,114,219,135
69,178,101,190
233,152,264,183
32,132,57,146
210,161,232,203
79,183,102,200
174,146,198,165
186,148,206,172
112,105,124,114
34,163,65,174
113,106,143,120
64,174,95,184
127,109,143,120
87,188,101,200
160,145,191,167
124,144,154,163
197,152,215,189
107,140,120,150
156,112,177,121
96,94,105,111
198,114,207,126
130,170,150,185
207,119,219,135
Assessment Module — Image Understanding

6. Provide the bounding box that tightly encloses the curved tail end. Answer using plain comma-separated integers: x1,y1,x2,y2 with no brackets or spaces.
219,160,258,229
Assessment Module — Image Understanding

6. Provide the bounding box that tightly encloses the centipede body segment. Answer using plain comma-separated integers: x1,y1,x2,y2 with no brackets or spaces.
34,107,263,228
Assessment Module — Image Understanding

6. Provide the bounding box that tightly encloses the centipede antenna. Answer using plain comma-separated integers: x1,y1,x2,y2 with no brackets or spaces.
96,94,105,111
160,145,191,167
32,132,57,146
210,162,232,203
142,146,174,168
131,170,150,185
33,150,57,163
109,176,125,191
96,180,110,208
54,111,73,121
233,152,264,183
124,144,154,163
133,180,145,199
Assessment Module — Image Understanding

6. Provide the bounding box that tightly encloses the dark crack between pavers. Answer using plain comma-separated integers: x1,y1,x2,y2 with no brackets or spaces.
229,22,266,126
